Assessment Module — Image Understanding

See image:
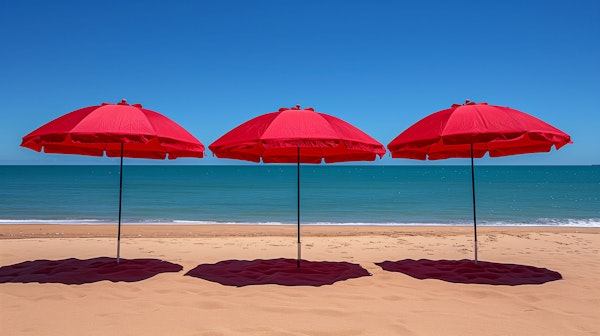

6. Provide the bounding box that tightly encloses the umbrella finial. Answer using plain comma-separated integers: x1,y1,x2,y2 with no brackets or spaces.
118,99,129,106
296,104,301,110
452,99,476,107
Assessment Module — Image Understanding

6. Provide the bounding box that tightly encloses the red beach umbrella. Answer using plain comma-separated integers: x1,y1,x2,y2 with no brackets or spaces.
21,99,205,262
210,104,386,266
388,100,572,262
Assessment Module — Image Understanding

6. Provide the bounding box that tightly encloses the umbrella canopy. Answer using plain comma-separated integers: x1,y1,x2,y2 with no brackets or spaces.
21,99,205,262
388,100,571,160
22,99,204,159
388,100,572,262
210,104,385,163
209,104,386,266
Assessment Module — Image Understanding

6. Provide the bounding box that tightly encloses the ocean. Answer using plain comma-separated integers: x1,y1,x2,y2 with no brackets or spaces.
0,165,598,227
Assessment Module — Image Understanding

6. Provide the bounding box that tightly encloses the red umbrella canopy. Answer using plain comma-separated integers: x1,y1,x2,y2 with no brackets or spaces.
21,99,204,159
388,100,572,160
209,105,386,163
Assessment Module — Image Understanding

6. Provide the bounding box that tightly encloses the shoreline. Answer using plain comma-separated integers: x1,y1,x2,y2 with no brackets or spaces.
1,224,598,239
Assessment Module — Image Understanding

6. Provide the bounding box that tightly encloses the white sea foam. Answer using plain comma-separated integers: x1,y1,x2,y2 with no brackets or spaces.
1,218,598,227
0,219,109,225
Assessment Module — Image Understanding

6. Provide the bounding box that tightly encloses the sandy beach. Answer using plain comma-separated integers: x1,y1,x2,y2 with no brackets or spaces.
1,225,598,335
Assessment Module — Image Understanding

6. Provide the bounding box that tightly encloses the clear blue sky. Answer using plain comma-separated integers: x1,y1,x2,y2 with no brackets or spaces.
1,0,598,165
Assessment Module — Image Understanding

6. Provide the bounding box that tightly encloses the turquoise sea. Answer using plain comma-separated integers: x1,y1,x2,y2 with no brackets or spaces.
0,165,598,227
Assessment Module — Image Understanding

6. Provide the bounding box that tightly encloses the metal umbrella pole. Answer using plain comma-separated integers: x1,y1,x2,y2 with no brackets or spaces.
116,143,124,264
297,147,301,268
470,144,478,263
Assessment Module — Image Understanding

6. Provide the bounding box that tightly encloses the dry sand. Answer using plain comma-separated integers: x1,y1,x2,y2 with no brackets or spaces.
1,225,599,335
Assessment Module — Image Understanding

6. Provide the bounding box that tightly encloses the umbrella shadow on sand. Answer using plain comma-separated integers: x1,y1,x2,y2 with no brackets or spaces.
185,258,371,287
0,257,183,285
376,259,562,286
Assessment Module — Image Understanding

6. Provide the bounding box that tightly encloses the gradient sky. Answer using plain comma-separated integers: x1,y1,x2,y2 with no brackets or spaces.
1,0,598,165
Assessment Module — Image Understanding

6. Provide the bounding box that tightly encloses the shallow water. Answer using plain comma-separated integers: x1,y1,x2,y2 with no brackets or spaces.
1,165,598,226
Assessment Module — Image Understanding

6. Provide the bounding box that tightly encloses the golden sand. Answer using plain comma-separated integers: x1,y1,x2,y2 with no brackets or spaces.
1,225,598,335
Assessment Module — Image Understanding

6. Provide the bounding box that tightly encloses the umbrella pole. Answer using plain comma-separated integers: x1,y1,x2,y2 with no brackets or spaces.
297,147,301,268
116,143,124,264
470,144,478,263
